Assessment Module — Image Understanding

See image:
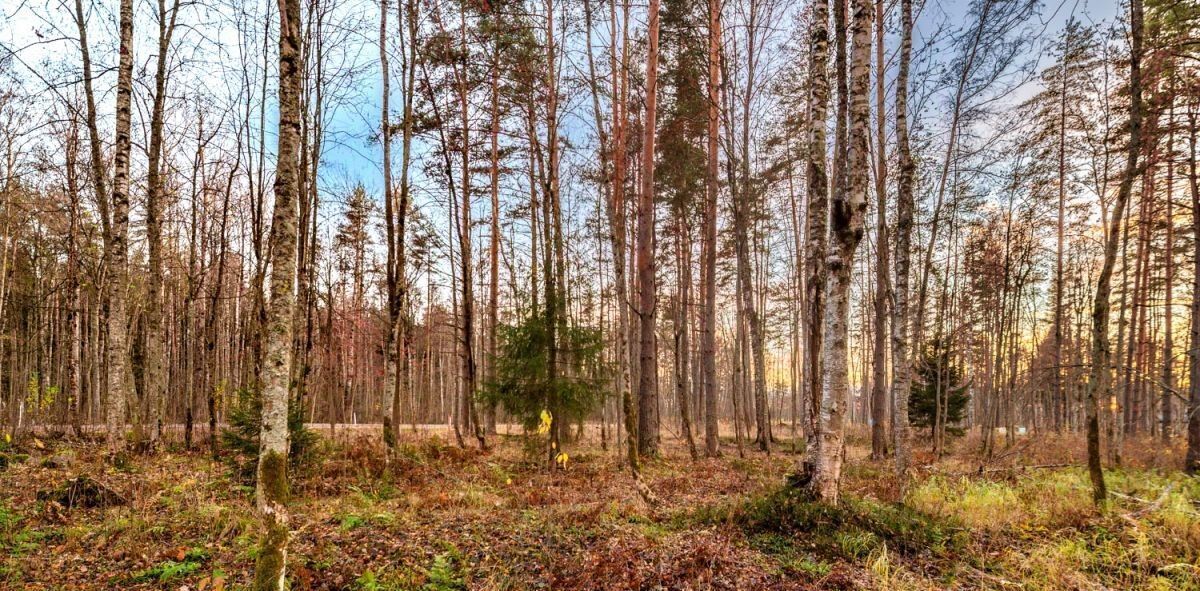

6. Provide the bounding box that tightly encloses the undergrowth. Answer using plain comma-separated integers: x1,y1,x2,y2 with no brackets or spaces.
698,484,964,561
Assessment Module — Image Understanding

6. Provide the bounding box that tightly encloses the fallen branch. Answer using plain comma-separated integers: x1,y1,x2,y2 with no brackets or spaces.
1158,563,1200,574
979,463,1074,475
1120,483,1173,519
633,471,661,511
963,565,1025,588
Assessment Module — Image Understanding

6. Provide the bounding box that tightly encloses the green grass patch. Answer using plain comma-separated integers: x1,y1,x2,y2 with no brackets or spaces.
700,484,963,561
129,548,209,583
750,532,833,578
355,568,422,591
423,544,468,591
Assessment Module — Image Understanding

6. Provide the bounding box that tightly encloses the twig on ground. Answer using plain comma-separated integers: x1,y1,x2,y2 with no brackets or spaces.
964,565,1025,588
1118,483,1173,518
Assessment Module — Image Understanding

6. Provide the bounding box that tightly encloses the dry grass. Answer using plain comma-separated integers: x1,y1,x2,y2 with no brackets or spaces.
0,428,1196,590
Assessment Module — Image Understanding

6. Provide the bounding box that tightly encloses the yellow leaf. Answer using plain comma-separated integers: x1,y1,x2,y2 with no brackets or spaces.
536,410,553,435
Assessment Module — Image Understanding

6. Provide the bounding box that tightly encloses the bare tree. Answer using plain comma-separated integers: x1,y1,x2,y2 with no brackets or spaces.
1085,0,1143,505
144,0,184,449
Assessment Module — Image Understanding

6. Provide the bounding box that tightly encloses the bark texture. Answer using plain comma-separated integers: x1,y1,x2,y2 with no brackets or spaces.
891,0,914,487
810,0,870,504
801,0,830,472
702,0,722,458
105,0,136,453
636,0,662,458
253,0,302,585
869,0,888,460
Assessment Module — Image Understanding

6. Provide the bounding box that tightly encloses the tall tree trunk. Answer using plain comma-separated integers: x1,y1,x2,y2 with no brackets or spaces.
734,0,769,454
71,0,111,440
585,0,614,446
1186,105,1200,473
65,116,83,437
144,0,181,449
486,31,501,437
183,116,206,450
810,0,870,504
105,0,136,453
1052,26,1070,434
799,0,830,478
392,0,418,438
636,0,661,459
1085,0,1143,505
543,0,564,464
607,0,638,471
380,0,398,451
702,0,722,458
675,216,698,460
456,7,484,450
207,169,234,459
868,0,888,461
252,0,302,583
1161,99,1174,442
786,137,804,455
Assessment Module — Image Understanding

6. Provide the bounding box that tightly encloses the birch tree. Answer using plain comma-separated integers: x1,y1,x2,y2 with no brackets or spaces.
105,0,136,453
252,0,302,583
809,0,870,504
891,0,915,486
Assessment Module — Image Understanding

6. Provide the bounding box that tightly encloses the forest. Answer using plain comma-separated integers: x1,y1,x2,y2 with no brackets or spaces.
0,0,1198,588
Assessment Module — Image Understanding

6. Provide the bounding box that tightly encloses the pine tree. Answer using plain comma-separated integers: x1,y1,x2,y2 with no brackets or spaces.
908,339,969,440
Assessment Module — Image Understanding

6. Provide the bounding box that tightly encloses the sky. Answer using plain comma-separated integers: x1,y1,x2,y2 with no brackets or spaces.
0,0,1128,248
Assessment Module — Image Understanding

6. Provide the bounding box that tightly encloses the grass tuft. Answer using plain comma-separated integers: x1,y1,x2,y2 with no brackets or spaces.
701,484,963,561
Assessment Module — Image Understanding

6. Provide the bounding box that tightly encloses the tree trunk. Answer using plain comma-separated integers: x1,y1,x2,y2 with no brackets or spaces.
1085,0,1143,505
799,0,830,479
380,0,397,450
636,0,661,459
810,0,870,504
64,117,83,437
675,216,698,460
252,0,302,584
144,0,181,449
1185,106,1200,473
456,6,484,451
868,0,888,461
702,0,722,458
1052,26,1070,434
206,167,234,460
105,0,136,453
392,0,418,439
543,0,565,465
734,0,769,454
486,31,501,437
1161,99,1174,442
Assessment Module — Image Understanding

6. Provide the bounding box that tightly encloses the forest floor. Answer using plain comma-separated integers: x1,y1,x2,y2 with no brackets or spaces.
1,425,1198,590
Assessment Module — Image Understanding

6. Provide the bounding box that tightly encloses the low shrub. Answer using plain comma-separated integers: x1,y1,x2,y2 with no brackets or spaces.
704,484,964,561
220,388,320,485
